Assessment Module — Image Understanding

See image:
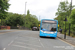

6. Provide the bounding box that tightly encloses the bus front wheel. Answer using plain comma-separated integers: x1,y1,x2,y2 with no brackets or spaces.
53,37,56,39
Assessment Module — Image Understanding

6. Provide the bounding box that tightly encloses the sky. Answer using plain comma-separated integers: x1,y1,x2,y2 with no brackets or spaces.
8,0,75,20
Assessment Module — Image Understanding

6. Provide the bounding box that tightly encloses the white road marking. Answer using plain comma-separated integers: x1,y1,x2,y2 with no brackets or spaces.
3,48,6,50
39,39,44,47
15,41,41,47
8,40,14,46
12,44,38,50
40,42,44,47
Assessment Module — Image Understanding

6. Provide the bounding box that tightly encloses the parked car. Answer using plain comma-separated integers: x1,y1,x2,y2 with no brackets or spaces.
32,27,39,31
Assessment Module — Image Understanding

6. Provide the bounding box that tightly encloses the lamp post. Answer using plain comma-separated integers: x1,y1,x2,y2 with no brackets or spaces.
69,0,72,36
25,2,27,15
24,2,27,27
64,15,67,39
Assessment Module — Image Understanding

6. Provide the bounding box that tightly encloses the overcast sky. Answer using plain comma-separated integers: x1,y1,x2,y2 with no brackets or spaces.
8,0,75,20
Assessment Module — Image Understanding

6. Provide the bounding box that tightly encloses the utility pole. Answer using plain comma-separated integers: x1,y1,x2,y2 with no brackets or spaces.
69,0,72,36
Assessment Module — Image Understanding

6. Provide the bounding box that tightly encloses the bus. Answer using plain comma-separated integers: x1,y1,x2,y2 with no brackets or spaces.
39,19,58,38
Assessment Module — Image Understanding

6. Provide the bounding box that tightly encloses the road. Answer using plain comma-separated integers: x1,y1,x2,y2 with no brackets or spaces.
0,30,75,50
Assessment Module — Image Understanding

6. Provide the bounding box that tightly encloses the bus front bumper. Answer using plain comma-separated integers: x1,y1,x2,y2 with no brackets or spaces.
40,31,57,38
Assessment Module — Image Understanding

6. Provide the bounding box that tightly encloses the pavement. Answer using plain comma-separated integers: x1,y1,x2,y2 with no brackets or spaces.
57,32,75,46
0,30,75,50
0,29,20,33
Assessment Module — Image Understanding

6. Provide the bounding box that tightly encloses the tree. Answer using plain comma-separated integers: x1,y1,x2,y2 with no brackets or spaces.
55,1,69,30
70,9,75,24
55,0,75,30
4,10,39,29
70,9,75,30
24,10,39,28
5,13,24,26
0,0,10,25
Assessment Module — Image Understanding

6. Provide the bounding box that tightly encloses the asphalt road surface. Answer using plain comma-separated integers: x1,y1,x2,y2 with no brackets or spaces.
0,30,75,50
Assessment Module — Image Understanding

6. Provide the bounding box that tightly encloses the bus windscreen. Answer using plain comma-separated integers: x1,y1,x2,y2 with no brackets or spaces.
41,20,57,31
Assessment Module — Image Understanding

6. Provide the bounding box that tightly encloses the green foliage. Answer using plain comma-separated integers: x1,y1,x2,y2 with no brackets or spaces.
70,9,75,30
56,0,70,17
5,13,24,26
55,1,70,30
71,9,75,24
24,10,39,28
55,0,75,32
0,0,10,26
0,0,10,19
4,10,39,29
0,0,39,29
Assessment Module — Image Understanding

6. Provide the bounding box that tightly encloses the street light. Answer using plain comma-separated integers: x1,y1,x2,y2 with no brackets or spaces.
64,15,67,39
69,0,72,36
25,2,27,15
24,2,27,27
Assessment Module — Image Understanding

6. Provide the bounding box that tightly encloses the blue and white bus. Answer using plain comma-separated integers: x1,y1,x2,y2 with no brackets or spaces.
39,19,58,38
